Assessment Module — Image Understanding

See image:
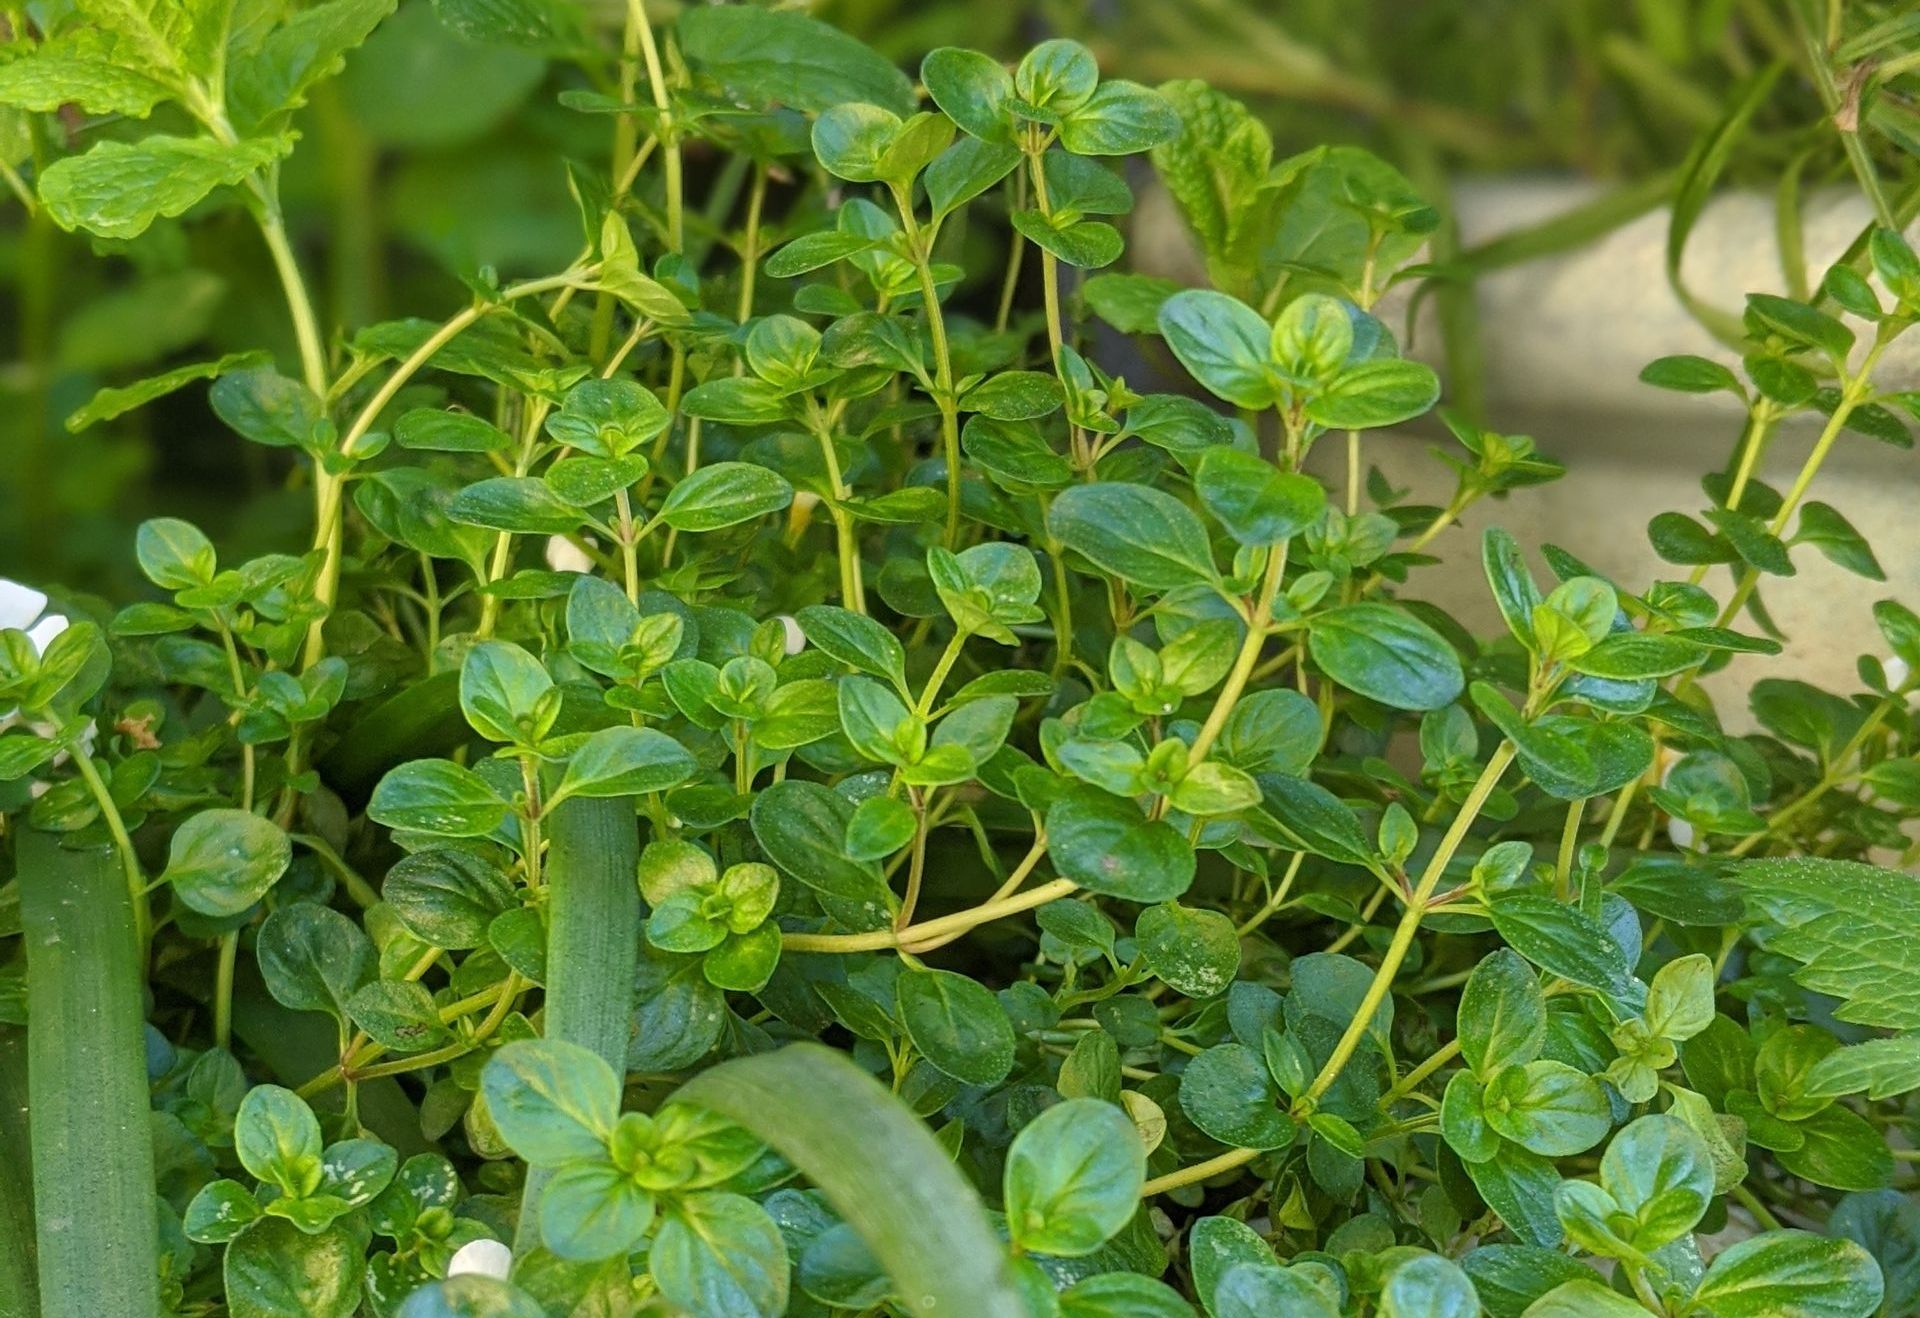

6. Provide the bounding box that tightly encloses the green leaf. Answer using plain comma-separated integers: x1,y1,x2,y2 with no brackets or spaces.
448,477,583,535
1149,80,1275,292
65,350,271,432
1015,39,1098,114
750,781,889,916
1379,1255,1477,1318
347,979,452,1052
1046,789,1196,902
553,726,694,802
1003,1099,1144,1256
1694,1231,1884,1318
1644,953,1716,1042
1194,449,1326,545
658,462,794,532
235,1085,323,1189
1466,1143,1564,1248
677,1044,1025,1317
1137,903,1240,998
395,1277,547,1317
256,903,375,1027
40,134,293,240
1490,893,1638,1006
1058,1272,1193,1318
224,1218,362,1318
1638,354,1742,394
135,516,216,589
537,1161,654,1261
211,367,326,450
227,0,397,129
925,137,1021,220
1218,689,1321,777
1459,1247,1594,1318
1521,1281,1653,1317
1570,632,1710,680
1595,1113,1714,1250
1048,482,1218,589
1458,949,1546,1075
1179,1042,1293,1149
811,102,903,182
1157,290,1278,408
395,408,513,453
161,808,292,917
921,46,1015,143
1795,502,1885,581
459,640,554,745
0,38,173,117
1252,774,1375,867
1010,209,1124,269
1212,1264,1338,1318
1732,858,1920,1030
1482,1060,1610,1157
1309,603,1464,711
1060,79,1180,155
678,5,914,116
796,605,908,689
368,760,509,837
896,968,1015,1086
481,1038,619,1166
650,1192,789,1315
1806,1035,1920,1101
1306,359,1441,430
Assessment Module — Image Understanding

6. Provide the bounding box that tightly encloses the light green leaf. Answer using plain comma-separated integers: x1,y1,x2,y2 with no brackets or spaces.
40,134,292,240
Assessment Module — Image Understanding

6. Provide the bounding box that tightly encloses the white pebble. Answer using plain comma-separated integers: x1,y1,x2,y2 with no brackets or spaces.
543,536,593,574
1885,656,1910,691
446,1237,513,1281
1667,818,1696,851
777,614,806,656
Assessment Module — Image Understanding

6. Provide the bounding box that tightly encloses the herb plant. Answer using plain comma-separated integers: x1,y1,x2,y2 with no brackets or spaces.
3,5,1920,1318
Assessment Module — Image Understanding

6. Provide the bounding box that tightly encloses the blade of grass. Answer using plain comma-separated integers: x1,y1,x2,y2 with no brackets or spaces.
679,1043,1026,1318
0,1027,40,1317
19,831,158,1318
514,795,640,1253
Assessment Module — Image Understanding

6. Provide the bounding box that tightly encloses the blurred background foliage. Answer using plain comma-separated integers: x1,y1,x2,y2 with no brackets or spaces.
4,0,1919,593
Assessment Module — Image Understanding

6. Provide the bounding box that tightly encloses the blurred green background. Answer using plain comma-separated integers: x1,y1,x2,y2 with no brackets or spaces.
2,0,1910,592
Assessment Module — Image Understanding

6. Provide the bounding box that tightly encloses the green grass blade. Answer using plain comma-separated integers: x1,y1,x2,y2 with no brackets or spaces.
0,1027,41,1316
19,831,159,1318
515,795,640,1252
677,1043,1025,1317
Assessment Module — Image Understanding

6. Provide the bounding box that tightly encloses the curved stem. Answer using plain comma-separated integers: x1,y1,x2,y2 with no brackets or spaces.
784,875,1075,954
1188,541,1288,765
1140,1146,1260,1198
70,746,148,957
1301,742,1516,1108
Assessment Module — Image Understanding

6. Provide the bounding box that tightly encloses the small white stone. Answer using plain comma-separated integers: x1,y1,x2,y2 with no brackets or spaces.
446,1237,513,1281
1667,818,1696,851
544,536,594,574
25,613,67,654
777,614,806,656
0,578,48,631
1885,656,1911,691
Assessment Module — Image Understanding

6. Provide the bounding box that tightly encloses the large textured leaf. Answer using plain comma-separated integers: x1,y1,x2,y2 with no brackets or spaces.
1733,859,1920,1030
39,134,292,239
228,0,397,129
677,6,913,117
678,1044,1024,1317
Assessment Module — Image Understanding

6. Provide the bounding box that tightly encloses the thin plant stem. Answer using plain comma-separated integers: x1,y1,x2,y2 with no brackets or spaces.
1302,742,1517,1108
783,876,1076,954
